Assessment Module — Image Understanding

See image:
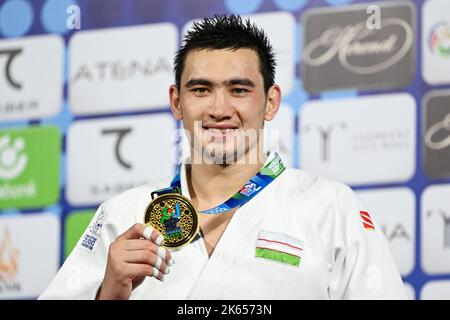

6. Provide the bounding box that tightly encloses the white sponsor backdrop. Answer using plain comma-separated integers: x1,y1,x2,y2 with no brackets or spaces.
67,113,176,205
300,93,416,185
0,35,63,121
0,0,449,299
356,188,415,277
0,213,60,299
69,23,178,115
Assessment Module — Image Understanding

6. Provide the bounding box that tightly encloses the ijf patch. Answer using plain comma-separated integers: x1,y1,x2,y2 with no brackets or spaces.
80,210,104,251
255,230,304,267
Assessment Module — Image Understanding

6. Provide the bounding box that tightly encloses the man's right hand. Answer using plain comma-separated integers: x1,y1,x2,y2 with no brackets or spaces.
97,223,174,300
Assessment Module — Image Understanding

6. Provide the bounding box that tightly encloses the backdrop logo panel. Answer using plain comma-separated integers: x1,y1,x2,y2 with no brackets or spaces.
69,23,178,115
0,126,60,209
356,188,415,277
299,93,416,185
182,11,295,95
423,90,450,179
301,1,416,93
422,0,450,85
421,280,450,300
421,184,450,275
0,213,60,299
0,35,63,121
67,114,175,206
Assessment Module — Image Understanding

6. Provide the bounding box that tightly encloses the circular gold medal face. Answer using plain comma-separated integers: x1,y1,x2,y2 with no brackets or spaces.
144,193,199,248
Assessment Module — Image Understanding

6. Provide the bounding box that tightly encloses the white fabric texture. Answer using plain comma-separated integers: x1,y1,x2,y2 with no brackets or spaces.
39,153,407,300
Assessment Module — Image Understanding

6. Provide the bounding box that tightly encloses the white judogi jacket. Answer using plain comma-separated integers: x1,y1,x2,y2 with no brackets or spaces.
39,153,407,300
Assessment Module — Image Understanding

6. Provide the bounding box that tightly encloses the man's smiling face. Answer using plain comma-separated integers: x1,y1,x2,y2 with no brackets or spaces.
170,48,280,164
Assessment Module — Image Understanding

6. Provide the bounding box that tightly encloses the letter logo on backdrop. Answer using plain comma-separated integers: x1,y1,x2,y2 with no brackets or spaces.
302,122,347,162
300,93,416,186
0,48,22,90
422,184,450,275
69,23,177,115
101,128,133,170
423,90,450,179
301,1,415,92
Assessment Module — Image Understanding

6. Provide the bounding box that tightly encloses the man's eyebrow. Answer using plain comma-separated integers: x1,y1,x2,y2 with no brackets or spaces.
184,78,213,87
226,78,255,87
184,78,256,88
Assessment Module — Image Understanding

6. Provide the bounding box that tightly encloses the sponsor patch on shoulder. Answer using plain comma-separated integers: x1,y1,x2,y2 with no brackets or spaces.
360,210,375,230
80,211,104,251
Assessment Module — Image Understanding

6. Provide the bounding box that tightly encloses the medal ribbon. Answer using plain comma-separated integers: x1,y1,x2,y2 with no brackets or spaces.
168,153,285,214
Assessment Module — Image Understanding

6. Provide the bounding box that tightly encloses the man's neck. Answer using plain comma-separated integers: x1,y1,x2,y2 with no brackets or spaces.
187,151,268,211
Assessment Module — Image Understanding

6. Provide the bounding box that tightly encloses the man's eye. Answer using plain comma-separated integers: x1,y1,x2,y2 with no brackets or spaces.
232,88,249,95
192,88,209,94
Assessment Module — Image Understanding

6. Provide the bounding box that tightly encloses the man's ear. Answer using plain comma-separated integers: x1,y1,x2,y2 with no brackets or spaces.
169,85,182,120
264,84,281,121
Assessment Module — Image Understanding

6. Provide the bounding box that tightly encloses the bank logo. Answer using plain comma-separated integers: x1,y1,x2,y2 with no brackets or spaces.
0,35,63,121
0,127,60,210
301,1,415,92
423,90,450,179
0,136,27,181
422,184,450,275
300,93,416,186
69,23,178,115
67,114,175,206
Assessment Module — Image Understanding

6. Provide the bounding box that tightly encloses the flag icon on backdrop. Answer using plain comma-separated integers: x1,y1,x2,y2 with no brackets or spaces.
360,210,375,230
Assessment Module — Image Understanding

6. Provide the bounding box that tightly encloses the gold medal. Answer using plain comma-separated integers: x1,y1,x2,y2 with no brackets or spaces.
144,192,199,249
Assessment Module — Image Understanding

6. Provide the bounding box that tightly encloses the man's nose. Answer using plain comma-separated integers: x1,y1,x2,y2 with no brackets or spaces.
209,89,233,120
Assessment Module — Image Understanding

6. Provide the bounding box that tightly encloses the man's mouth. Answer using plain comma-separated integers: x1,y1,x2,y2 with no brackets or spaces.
202,125,239,138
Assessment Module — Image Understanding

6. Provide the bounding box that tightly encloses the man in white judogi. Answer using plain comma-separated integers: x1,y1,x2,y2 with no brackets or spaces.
39,15,407,300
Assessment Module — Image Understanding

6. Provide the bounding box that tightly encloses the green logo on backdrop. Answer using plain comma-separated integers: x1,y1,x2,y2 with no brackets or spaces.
65,210,95,258
0,126,60,209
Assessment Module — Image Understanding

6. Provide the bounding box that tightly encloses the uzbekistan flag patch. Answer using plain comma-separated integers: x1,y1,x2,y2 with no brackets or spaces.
360,210,375,230
255,230,304,267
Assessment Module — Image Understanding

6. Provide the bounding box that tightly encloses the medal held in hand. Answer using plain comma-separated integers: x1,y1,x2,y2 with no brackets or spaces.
144,187,199,249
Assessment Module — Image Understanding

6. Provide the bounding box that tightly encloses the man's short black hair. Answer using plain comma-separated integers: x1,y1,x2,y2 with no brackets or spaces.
174,14,276,93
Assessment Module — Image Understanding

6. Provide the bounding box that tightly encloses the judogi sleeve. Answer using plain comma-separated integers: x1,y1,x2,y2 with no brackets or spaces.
328,185,408,300
38,204,112,300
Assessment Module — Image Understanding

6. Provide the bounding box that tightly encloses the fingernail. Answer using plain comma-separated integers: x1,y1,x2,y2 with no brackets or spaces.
155,257,162,270
155,234,164,246
168,258,175,267
157,247,166,260
143,226,154,240
164,268,170,275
